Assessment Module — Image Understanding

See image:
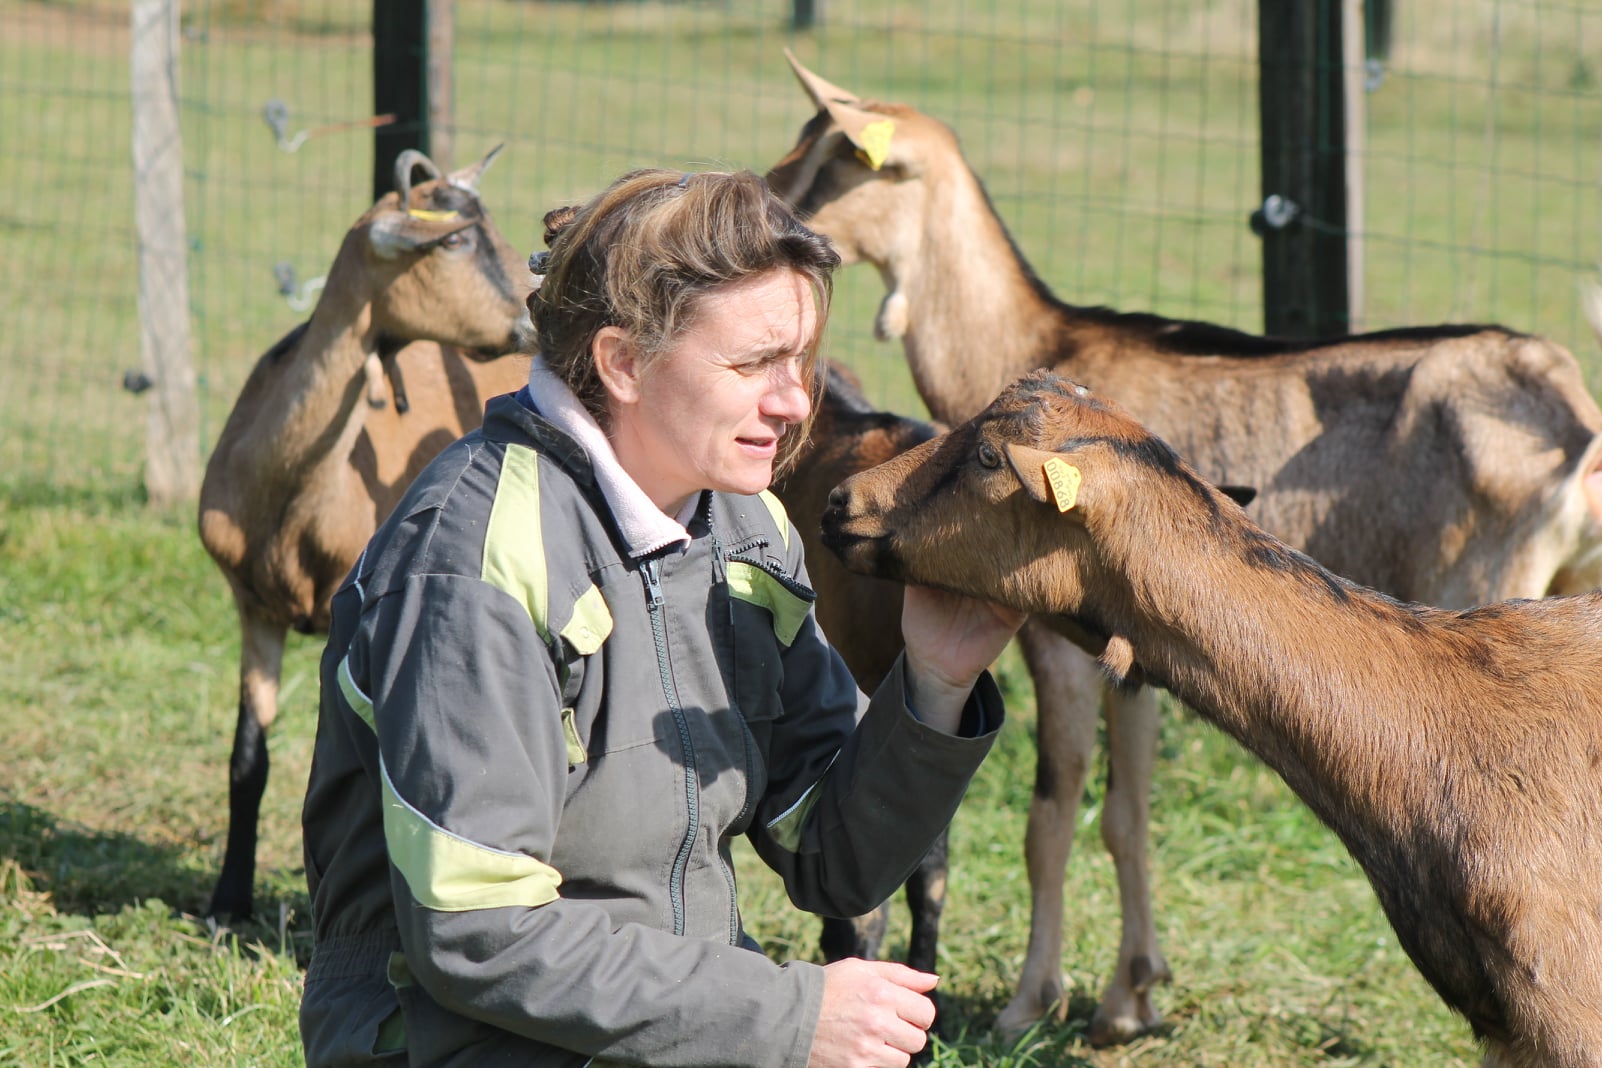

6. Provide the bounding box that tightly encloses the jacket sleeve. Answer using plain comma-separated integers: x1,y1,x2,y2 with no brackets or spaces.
361,572,823,1068
747,541,1006,919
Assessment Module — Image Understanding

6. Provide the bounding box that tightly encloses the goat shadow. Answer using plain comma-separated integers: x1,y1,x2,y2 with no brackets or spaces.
0,797,313,962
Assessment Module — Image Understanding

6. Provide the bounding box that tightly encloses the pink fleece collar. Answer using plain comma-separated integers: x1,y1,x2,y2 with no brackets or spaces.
525,358,695,559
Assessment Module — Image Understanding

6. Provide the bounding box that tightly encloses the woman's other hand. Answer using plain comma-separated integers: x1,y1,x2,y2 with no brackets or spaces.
808,958,939,1068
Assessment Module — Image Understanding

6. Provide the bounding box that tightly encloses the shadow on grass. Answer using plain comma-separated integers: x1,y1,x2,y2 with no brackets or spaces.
0,797,313,964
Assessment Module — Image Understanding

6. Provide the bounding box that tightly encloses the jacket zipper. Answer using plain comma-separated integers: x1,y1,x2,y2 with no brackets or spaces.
724,552,818,603
642,556,699,938
709,527,745,943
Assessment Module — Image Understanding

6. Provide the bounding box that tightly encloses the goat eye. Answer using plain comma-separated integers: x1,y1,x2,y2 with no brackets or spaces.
977,442,1001,469
440,231,465,249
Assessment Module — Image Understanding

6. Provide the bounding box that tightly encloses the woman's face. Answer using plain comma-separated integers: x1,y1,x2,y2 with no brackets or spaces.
602,269,817,513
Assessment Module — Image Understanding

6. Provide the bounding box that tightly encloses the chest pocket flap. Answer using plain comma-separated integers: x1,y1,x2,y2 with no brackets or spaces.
725,559,814,647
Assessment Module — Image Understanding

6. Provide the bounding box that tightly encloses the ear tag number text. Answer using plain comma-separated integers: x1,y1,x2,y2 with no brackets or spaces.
1044,457,1081,512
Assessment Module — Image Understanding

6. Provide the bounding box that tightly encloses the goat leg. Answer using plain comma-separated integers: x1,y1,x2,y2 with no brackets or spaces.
208,614,284,920
819,905,889,963
1088,680,1170,1046
385,351,411,414
995,622,1102,1041
903,828,949,977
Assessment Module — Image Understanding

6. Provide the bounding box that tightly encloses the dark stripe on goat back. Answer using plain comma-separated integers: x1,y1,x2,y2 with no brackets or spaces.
1064,304,1511,361
265,320,312,364
1050,433,1228,523
1106,431,1366,608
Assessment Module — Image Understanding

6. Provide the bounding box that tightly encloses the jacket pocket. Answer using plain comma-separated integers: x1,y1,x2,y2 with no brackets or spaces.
725,556,815,725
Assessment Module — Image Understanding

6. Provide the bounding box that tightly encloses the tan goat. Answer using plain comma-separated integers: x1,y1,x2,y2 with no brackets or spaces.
822,370,1602,1068
772,362,947,971
768,53,1602,1041
198,147,533,919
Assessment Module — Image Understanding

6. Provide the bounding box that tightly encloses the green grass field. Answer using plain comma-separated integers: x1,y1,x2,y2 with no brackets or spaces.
4,0,1599,1064
0,491,1483,1066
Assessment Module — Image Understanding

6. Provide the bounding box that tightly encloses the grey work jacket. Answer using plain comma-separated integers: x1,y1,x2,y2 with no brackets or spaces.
300,391,1004,1067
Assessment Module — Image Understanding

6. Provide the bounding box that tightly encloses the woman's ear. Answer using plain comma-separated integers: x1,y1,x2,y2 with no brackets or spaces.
592,326,642,407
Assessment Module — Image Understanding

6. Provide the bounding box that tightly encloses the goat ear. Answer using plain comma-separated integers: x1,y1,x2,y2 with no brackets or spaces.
781,51,903,173
826,99,902,172
1002,444,1057,506
784,48,861,111
448,143,504,193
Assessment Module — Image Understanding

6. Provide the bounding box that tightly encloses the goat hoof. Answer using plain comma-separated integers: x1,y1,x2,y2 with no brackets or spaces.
1088,1004,1158,1047
1087,962,1170,1047
206,886,254,924
994,984,1066,1044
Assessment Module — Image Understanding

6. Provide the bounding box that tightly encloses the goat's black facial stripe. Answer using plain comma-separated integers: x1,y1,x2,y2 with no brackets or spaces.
473,226,518,305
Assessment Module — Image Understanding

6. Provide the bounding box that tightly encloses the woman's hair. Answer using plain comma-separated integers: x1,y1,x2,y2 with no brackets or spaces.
530,168,841,476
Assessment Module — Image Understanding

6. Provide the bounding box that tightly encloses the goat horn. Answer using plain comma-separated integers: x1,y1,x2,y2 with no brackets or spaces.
784,48,861,110
447,143,505,194
394,149,442,205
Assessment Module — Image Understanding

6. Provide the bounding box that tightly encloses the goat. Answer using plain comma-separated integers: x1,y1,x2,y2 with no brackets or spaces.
198,147,534,920
772,363,946,972
822,370,1602,1068
768,52,1602,1042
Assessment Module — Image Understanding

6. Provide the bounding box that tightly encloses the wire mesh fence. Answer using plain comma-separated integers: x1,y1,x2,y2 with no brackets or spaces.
3,0,1599,500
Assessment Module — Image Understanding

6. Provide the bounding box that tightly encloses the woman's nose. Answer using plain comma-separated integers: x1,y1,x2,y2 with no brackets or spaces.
763,361,812,423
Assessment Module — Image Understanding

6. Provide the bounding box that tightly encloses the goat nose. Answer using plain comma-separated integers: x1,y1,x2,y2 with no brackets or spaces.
826,484,850,510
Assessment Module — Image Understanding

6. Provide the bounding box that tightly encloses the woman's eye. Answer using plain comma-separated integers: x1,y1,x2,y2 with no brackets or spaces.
977,442,1001,469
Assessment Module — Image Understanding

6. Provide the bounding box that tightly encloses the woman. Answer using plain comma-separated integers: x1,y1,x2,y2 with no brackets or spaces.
299,169,1025,1068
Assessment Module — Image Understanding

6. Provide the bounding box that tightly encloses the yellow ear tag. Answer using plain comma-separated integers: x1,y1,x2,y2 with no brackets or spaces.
407,208,460,221
854,119,896,171
1043,457,1081,512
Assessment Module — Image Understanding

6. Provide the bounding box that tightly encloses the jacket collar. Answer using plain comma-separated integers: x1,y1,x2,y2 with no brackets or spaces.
507,359,694,560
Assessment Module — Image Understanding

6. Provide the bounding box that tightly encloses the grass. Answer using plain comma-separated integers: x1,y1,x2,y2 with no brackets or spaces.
0,490,1482,1066
3,0,1598,1064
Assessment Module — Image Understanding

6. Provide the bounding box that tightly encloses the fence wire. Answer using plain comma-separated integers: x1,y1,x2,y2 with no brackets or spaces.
2,0,1598,498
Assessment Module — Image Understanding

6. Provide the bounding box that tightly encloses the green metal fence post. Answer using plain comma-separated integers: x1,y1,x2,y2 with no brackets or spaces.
1257,0,1353,338
373,0,429,203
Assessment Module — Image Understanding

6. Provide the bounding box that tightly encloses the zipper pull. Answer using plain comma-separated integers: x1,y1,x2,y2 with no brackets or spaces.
709,530,727,586
641,558,665,610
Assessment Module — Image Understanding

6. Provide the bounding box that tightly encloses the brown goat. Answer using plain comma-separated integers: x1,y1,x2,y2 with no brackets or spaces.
822,370,1602,1068
198,147,534,919
772,362,946,971
769,52,1602,1041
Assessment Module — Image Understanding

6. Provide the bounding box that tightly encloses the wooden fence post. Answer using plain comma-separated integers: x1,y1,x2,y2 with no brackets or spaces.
428,0,454,169
131,0,199,506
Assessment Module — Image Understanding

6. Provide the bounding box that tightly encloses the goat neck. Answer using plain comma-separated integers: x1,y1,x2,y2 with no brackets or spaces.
769,103,1061,425
247,233,389,482
893,154,1063,424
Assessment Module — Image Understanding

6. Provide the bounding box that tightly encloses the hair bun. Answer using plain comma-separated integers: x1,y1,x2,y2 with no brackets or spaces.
542,205,580,248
